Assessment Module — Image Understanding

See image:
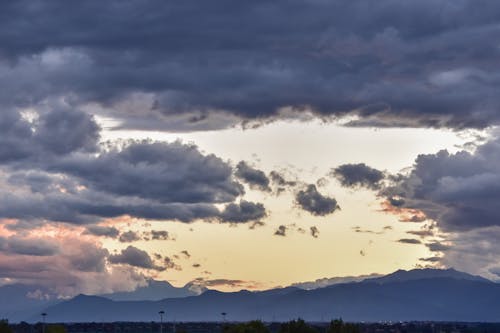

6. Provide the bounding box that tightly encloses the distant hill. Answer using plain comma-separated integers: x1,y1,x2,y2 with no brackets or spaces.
0,284,58,322
31,269,500,323
363,268,491,284
100,280,203,301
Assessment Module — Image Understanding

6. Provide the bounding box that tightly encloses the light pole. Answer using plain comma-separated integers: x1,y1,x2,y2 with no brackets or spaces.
41,313,47,333
158,311,165,333
221,312,227,323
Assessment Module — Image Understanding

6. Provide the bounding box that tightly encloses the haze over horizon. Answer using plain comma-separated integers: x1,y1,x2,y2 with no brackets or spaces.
1,0,500,301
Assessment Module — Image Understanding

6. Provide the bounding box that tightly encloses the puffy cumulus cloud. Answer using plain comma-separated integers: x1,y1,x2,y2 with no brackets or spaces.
332,163,385,190
56,141,243,204
109,246,163,271
1,1,500,130
219,201,267,223
0,134,271,225
296,185,339,216
0,107,99,164
235,161,270,192
381,136,500,232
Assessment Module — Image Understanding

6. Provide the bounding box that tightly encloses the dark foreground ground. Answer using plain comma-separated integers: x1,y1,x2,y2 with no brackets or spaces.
6,321,500,333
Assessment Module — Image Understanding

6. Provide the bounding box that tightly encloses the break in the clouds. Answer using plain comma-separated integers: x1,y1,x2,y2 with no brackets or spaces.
1,1,500,130
332,163,385,190
296,185,339,216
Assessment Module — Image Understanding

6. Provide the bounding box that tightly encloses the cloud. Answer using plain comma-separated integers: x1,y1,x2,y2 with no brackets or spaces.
296,184,339,216
219,201,267,223
0,236,59,256
427,242,452,252
235,161,270,192
397,238,422,245
274,225,287,237
332,163,384,190
119,231,141,243
109,246,161,270
84,225,120,238
188,277,260,290
381,135,500,232
150,230,171,241
310,226,319,238
2,1,500,130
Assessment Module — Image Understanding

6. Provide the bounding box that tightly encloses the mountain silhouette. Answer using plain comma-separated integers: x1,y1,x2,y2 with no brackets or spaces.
11,269,500,323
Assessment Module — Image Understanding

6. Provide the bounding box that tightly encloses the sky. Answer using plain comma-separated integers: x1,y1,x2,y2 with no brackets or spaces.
1,0,500,297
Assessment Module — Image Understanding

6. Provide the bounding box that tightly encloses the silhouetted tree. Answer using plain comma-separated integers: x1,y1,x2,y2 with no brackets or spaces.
46,325,67,333
0,320,13,333
223,320,270,333
327,319,359,333
279,319,317,333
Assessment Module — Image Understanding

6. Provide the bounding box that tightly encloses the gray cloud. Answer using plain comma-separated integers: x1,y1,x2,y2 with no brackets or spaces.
150,230,171,241
84,225,120,238
119,231,141,243
55,141,244,205
274,225,287,237
0,236,59,256
397,238,422,245
235,161,270,192
219,201,267,223
310,226,319,238
332,163,385,190
0,1,499,130
427,242,452,252
109,246,160,270
381,135,500,232
296,184,339,216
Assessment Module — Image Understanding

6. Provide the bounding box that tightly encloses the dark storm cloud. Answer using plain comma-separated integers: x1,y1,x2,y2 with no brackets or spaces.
296,184,339,216
235,161,270,192
108,246,160,270
381,135,500,232
0,108,100,164
55,141,244,204
0,113,272,226
332,163,385,190
219,201,267,223
1,1,500,129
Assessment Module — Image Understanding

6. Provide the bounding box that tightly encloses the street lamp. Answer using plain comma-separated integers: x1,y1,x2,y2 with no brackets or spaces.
41,313,47,333
158,311,165,333
221,312,227,323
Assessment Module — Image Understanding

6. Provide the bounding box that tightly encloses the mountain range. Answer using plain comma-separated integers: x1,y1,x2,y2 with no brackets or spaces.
4,268,500,323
